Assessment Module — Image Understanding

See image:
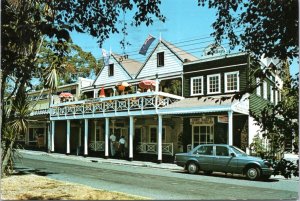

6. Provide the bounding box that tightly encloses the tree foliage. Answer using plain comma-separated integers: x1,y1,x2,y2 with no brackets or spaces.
197,0,298,62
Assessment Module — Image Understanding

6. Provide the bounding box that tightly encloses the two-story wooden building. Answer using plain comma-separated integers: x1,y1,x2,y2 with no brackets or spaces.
46,39,282,163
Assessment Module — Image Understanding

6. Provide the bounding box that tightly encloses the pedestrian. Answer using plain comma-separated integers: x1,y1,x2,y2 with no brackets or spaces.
119,135,126,158
110,133,116,157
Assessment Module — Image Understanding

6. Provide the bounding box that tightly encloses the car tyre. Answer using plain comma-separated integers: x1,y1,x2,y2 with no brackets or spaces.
187,162,199,174
246,167,261,180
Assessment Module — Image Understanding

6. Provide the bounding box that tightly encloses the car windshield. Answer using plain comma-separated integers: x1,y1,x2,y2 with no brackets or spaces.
230,146,247,156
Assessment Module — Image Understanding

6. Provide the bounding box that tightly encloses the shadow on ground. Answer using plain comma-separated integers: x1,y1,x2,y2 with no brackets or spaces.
13,167,56,177
172,170,280,182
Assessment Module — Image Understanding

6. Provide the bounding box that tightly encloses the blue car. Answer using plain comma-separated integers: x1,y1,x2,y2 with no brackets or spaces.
174,144,273,180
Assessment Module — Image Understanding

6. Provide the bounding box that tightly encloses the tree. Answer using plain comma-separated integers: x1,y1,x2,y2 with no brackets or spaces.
1,0,165,176
197,0,298,62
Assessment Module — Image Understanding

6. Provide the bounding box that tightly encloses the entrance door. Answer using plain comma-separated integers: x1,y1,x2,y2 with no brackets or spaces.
193,125,214,147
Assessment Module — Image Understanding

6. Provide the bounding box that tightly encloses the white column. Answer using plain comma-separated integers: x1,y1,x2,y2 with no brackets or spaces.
51,121,55,152
84,119,88,156
155,78,159,92
157,115,163,163
47,123,51,152
228,111,233,145
66,120,70,154
129,116,134,160
78,127,82,147
105,118,110,158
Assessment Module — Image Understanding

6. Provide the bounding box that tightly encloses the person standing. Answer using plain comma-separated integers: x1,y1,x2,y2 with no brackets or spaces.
110,133,116,157
119,135,126,158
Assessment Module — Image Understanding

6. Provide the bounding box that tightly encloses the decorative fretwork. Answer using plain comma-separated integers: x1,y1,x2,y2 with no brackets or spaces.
136,142,174,155
50,92,183,118
89,141,105,151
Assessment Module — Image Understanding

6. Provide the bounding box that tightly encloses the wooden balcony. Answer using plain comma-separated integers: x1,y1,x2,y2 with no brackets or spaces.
50,92,184,120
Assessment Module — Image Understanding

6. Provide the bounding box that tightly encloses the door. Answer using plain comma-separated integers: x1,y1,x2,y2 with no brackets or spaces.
193,145,214,171
192,125,214,148
213,145,237,173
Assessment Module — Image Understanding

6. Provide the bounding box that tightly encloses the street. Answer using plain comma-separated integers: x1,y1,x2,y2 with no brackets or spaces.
14,152,299,200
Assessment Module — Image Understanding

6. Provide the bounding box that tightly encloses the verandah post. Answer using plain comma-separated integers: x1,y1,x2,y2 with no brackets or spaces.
157,114,162,163
105,117,110,159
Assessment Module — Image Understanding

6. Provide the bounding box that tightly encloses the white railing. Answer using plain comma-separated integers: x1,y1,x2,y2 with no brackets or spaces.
89,141,105,151
50,92,183,117
136,142,174,155
30,109,49,116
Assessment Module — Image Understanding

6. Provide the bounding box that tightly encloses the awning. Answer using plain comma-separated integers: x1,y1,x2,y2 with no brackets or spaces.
99,87,106,98
138,80,156,89
59,92,73,98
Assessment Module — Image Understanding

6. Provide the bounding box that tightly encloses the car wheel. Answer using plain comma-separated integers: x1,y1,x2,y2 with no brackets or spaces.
203,170,213,175
187,162,199,174
246,167,261,180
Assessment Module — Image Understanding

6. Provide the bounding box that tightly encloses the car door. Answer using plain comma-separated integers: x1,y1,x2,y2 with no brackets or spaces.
193,145,214,171
213,145,237,173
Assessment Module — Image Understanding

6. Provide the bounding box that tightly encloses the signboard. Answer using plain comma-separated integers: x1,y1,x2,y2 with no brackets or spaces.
218,115,228,123
203,44,226,57
190,117,214,125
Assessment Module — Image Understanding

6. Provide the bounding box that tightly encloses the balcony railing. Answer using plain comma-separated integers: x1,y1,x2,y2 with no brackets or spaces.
30,109,49,116
50,92,183,117
88,141,174,155
136,142,174,155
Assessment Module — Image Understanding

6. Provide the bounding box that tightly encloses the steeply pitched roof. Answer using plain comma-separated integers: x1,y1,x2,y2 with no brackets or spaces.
112,53,143,76
162,40,198,62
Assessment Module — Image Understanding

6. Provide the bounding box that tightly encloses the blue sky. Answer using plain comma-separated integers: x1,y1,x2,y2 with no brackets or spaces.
70,0,298,76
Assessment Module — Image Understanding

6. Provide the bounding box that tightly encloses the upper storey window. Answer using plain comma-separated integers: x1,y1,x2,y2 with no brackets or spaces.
157,52,164,67
108,64,114,76
225,71,239,93
207,74,221,94
191,76,204,96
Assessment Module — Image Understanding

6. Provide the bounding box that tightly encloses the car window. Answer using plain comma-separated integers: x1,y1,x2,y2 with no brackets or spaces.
216,146,229,156
231,146,247,156
195,145,213,155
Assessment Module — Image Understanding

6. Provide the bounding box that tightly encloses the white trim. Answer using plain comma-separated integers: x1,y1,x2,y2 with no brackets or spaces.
190,76,204,96
224,71,239,93
207,74,221,94
263,81,268,100
270,85,274,103
256,78,261,96
184,63,247,75
275,90,278,105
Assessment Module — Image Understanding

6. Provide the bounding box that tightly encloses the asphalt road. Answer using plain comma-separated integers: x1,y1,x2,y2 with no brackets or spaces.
14,153,299,200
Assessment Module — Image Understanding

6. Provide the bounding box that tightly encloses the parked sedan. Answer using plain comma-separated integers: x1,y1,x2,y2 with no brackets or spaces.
174,144,273,180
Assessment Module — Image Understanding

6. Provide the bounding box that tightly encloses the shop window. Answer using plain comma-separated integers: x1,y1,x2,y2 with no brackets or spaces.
108,64,114,76
193,125,214,147
157,52,164,67
207,74,221,94
225,71,239,92
28,128,45,142
191,76,204,96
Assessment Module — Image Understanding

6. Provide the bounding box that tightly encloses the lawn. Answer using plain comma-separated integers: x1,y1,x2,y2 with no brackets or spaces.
1,174,148,200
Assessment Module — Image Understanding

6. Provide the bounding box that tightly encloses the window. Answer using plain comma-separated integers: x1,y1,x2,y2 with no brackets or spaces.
263,81,268,100
225,71,239,92
108,64,114,76
216,146,229,156
256,78,261,96
207,74,221,94
191,76,204,96
195,145,213,155
270,86,274,103
157,52,164,67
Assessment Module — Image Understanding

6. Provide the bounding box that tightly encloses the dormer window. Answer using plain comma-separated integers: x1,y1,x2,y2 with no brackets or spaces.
157,52,164,67
108,64,114,76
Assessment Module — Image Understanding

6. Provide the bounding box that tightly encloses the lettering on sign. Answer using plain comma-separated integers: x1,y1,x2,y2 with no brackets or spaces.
218,115,228,123
190,117,214,125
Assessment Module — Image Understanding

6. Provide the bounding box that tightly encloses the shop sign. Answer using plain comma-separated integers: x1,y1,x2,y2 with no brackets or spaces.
218,115,228,123
190,117,214,125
